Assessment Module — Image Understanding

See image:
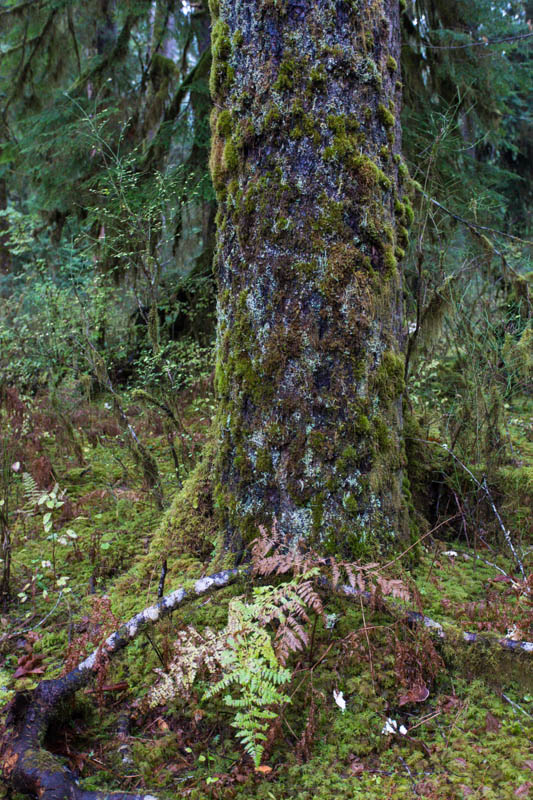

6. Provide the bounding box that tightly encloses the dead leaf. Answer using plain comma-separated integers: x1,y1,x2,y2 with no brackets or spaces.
2,750,19,776
13,652,45,680
349,757,365,776
524,761,533,772
399,683,429,706
514,783,533,797
485,712,501,733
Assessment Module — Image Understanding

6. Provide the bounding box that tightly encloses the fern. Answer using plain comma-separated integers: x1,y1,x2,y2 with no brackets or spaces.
21,472,41,507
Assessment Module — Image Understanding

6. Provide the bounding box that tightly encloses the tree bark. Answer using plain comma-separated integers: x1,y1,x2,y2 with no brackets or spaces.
210,0,412,557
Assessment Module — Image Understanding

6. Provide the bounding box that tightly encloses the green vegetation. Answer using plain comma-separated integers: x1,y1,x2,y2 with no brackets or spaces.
0,1,532,799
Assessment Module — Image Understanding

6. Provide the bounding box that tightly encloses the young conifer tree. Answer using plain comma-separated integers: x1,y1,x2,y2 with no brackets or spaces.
209,0,413,558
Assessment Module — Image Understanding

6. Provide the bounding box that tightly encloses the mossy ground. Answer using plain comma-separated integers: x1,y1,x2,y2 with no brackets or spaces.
1,390,532,800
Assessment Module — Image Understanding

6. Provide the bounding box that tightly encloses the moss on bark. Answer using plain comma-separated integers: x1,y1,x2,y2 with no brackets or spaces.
209,0,410,560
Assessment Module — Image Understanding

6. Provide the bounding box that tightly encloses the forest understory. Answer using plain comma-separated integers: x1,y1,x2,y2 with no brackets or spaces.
0,380,532,800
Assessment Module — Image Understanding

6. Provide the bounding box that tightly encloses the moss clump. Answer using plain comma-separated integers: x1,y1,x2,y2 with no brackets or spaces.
398,225,409,248
337,445,359,476
309,64,326,86
375,350,405,404
232,29,244,47
273,58,297,91
216,109,233,137
383,245,398,275
263,105,282,129
355,414,371,435
378,104,395,143
209,19,233,97
352,154,391,191
223,138,239,172
403,197,415,226
373,417,391,451
386,55,398,71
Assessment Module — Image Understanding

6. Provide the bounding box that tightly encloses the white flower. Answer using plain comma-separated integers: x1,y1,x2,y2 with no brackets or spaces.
382,717,398,735
382,717,408,735
333,689,346,713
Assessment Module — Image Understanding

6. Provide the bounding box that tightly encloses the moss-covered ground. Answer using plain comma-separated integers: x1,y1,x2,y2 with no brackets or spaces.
1,388,532,800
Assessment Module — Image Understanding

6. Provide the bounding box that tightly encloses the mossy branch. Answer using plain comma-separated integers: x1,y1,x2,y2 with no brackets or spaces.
0,567,241,800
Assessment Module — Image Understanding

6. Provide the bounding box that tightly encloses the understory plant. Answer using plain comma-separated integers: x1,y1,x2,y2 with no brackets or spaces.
147,527,413,767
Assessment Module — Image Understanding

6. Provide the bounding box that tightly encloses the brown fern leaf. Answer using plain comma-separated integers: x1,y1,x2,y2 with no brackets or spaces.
295,692,317,763
376,576,410,602
297,581,324,617
345,563,356,590
275,623,307,664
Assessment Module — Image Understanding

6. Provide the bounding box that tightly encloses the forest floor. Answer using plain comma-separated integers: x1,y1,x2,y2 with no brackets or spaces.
1,384,532,800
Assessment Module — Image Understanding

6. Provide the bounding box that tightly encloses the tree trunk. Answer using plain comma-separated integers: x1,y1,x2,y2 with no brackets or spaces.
210,0,412,558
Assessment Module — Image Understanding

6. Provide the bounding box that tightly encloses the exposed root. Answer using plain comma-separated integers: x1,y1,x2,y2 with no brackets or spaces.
0,568,240,800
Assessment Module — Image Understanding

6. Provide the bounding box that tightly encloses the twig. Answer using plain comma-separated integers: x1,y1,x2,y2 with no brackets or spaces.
157,560,167,599
416,31,533,50
416,439,525,579
501,693,533,720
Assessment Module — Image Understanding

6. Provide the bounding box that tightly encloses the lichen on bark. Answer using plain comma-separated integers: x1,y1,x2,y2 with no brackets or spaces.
210,0,411,559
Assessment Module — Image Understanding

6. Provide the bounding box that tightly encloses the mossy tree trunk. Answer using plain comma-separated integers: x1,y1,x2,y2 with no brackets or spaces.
210,0,413,558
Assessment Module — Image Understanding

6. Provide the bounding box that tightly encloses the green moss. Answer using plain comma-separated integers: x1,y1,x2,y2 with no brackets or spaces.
383,245,398,275
273,58,297,92
386,55,398,71
373,417,391,451
216,109,233,137
223,138,238,172
263,105,282,129
232,29,244,47
337,445,359,476
375,350,405,404
309,64,326,86
398,160,409,180
378,103,395,143
311,491,326,534
342,492,359,515
355,414,371,435
398,225,409,247
209,19,232,97
352,154,391,191
403,197,415,226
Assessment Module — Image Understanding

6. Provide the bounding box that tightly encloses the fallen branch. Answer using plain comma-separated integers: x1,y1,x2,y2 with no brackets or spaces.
337,583,533,685
0,568,241,800
3,563,532,800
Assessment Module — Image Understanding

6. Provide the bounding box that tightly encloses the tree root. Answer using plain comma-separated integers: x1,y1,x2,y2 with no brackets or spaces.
0,568,240,800
2,566,531,799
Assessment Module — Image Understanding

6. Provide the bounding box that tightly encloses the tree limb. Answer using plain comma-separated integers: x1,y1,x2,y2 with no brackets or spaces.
0,567,240,800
